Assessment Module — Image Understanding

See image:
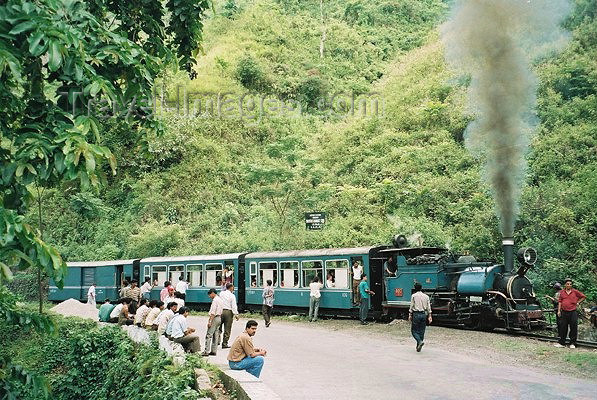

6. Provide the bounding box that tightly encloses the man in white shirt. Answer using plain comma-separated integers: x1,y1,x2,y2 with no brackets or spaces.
145,301,164,330
175,275,188,299
220,283,240,348
156,301,178,335
134,298,151,327
140,278,153,300
108,299,124,323
352,261,363,306
166,307,201,353
409,282,432,352
87,283,96,307
309,277,324,322
202,288,224,356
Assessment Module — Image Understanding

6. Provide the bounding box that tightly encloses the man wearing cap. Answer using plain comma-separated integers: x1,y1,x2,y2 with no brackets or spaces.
555,278,586,349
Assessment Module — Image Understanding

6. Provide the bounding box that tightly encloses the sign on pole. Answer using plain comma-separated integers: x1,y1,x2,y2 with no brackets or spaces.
305,212,326,230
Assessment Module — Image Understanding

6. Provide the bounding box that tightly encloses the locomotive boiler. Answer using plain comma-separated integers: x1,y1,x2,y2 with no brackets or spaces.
381,236,544,330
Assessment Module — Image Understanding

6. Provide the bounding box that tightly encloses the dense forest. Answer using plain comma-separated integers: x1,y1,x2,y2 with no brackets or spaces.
26,0,597,300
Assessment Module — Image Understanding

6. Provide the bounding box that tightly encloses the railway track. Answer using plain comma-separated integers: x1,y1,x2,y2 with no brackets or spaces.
425,321,597,349
496,329,597,349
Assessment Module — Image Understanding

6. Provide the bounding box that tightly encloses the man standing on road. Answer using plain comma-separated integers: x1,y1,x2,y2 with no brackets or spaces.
262,279,275,327
203,288,224,356
409,282,432,352
87,283,97,307
160,281,172,302
176,275,188,300
125,280,141,314
555,278,586,349
309,276,324,322
140,277,153,300
228,320,267,378
352,261,363,306
220,283,240,348
358,274,374,325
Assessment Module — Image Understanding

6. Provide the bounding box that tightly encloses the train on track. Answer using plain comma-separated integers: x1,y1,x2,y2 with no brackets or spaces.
49,236,545,331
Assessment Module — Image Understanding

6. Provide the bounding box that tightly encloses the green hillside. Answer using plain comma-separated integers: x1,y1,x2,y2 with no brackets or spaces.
32,0,597,299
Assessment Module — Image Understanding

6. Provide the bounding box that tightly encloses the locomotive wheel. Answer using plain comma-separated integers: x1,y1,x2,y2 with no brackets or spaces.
465,316,495,331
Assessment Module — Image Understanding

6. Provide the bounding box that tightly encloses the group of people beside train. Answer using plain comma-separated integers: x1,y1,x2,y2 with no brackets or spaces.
95,275,267,378
545,278,587,349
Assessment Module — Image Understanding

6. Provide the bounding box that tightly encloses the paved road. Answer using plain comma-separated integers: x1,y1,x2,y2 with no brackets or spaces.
187,316,597,400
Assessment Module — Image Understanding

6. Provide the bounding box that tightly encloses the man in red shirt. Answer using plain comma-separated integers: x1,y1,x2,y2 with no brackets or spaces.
555,278,586,349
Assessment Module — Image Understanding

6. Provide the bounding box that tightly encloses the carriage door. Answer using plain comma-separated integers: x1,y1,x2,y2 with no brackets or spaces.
132,260,141,284
237,257,246,311
368,256,384,312
116,265,124,293
81,267,95,300
349,257,363,304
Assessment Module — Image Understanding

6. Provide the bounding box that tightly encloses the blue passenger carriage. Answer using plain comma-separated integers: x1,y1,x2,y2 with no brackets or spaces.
140,253,246,307
49,259,139,302
243,247,386,317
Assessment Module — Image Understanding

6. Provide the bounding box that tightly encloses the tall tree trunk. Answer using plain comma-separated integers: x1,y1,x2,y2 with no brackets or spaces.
319,0,326,59
36,184,44,314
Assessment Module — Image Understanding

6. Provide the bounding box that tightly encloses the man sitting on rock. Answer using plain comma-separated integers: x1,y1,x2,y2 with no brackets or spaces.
166,306,201,353
227,320,267,378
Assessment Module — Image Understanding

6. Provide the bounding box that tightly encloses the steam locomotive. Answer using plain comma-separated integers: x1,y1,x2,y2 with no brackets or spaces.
381,236,544,330
49,237,545,331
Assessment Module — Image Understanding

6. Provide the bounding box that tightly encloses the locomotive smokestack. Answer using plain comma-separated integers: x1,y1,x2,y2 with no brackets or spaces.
503,237,514,272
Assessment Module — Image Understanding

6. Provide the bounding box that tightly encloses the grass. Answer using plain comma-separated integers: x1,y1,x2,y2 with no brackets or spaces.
563,352,597,369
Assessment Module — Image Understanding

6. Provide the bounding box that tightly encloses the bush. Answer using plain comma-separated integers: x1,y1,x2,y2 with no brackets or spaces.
4,317,205,400
6,273,47,302
236,55,268,92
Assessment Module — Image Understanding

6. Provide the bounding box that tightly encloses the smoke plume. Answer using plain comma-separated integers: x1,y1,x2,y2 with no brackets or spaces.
441,0,570,237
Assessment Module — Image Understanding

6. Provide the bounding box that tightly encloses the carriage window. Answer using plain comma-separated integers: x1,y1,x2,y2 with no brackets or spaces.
250,262,257,287
224,260,234,284
143,266,151,281
301,260,323,288
259,262,278,287
168,265,185,287
152,266,167,286
325,259,349,289
280,261,299,288
187,264,202,287
205,263,223,287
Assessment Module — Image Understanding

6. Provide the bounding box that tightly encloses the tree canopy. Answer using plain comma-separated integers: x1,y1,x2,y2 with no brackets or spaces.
0,0,209,284
0,0,210,396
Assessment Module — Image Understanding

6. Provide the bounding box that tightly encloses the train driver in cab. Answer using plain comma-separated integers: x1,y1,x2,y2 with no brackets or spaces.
384,256,396,277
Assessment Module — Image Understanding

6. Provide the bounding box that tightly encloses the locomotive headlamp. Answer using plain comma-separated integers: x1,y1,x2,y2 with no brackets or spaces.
517,247,537,266
393,234,408,248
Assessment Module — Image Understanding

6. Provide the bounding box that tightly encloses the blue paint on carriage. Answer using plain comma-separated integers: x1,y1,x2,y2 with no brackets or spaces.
140,253,245,307
49,259,137,302
243,247,383,311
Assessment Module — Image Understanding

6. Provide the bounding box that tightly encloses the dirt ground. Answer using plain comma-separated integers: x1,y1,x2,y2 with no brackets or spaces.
191,310,597,381
292,316,597,380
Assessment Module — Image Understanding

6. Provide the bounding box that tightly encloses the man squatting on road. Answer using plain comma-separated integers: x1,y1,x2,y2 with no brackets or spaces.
228,320,267,378
409,282,432,352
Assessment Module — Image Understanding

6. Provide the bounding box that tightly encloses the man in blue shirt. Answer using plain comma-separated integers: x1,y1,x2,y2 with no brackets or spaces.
98,298,114,322
167,307,201,353
358,274,375,325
